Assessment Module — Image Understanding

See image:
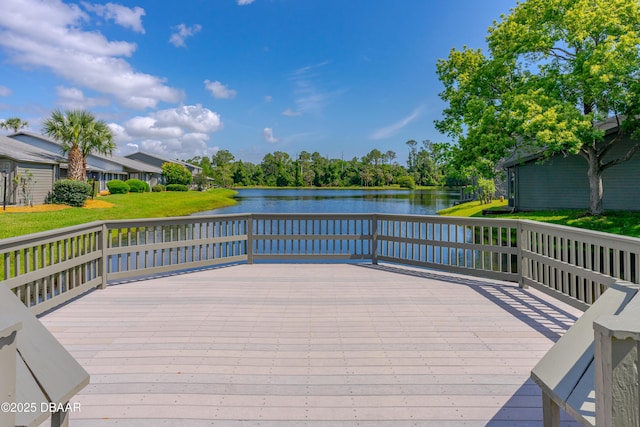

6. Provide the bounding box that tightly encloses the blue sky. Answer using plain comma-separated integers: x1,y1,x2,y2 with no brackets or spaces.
0,0,517,164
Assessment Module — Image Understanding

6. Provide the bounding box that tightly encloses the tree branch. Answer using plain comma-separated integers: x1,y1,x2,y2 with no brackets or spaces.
598,115,624,159
601,141,640,171
549,46,575,61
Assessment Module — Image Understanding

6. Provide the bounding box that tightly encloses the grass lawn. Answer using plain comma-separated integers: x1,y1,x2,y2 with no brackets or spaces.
438,200,640,238
0,188,237,240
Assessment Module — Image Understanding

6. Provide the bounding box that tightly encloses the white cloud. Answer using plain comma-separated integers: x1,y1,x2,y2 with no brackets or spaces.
169,23,202,48
152,105,223,133
111,104,223,159
0,0,182,110
237,0,255,5
288,61,343,115
282,108,301,117
264,95,272,103
82,2,145,33
370,107,424,140
56,86,108,109
263,127,278,143
204,80,237,99
0,86,11,97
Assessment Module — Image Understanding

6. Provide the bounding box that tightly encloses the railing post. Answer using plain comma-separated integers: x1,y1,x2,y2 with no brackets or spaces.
371,214,378,265
517,221,528,289
247,215,254,265
99,223,108,289
541,391,561,427
594,311,640,427
51,405,70,427
0,319,21,427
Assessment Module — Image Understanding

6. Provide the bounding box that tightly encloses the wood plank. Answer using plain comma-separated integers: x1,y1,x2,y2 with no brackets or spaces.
40,263,584,426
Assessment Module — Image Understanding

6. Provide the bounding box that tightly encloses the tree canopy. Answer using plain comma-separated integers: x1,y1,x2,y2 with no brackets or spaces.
161,162,193,186
1,117,28,133
42,110,115,181
436,0,640,215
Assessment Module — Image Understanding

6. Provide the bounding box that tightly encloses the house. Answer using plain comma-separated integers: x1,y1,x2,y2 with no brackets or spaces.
9,132,163,191
125,151,203,179
504,119,640,211
0,135,65,205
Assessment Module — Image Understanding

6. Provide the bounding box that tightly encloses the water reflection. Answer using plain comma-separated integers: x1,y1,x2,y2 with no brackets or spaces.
195,188,460,216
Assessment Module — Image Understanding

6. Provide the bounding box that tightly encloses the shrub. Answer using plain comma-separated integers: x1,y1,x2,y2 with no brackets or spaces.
161,162,193,186
166,184,188,192
152,184,165,192
125,178,150,193
107,179,130,194
193,173,209,191
397,176,416,189
50,179,92,207
478,178,496,204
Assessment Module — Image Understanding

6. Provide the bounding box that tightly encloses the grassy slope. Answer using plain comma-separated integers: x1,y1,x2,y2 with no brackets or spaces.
438,200,640,238
0,189,237,239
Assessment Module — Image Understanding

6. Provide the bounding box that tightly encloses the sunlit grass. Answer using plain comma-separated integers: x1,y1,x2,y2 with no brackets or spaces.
0,189,237,239
437,199,508,217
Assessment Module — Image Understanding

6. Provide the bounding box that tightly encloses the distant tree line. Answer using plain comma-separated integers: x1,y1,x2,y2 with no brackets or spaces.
186,140,468,188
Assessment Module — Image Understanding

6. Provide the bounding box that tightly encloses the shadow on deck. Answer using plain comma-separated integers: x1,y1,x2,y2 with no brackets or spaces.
39,263,583,426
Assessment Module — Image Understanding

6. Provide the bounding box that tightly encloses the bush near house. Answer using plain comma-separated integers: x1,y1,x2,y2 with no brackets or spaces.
477,178,496,204
107,180,130,194
152,184,165,192
166,184,189,192
161,162,193,186
125,178,150,193
50,179,93,207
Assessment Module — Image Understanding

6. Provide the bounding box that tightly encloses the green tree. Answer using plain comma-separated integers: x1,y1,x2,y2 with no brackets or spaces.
212,150,235,187
1,117,28,133
42,110,114,181
436,0,640,216
296,151,315,187
161,162,193,186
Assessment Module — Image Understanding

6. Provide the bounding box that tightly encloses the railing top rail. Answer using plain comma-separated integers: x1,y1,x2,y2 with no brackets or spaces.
519,218,640,246
375,213,521,225
0,220,104,252
102,213,253,228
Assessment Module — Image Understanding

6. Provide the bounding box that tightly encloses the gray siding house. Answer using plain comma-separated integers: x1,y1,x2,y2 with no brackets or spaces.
0,135,65,205
505,130,640,211
125,152,203,178
10,132,162,190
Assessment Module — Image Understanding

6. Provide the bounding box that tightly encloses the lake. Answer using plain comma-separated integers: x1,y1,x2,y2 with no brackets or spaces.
194,188,460,216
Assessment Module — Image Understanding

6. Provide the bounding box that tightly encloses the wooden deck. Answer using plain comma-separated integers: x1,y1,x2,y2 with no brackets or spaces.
40,263,583,426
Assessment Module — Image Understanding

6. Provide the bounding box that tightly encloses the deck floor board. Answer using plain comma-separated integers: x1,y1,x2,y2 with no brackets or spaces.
40,263,583,426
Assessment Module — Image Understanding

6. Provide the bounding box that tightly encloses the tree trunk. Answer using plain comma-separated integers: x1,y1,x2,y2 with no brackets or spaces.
587,153,604,216
67,145,84,181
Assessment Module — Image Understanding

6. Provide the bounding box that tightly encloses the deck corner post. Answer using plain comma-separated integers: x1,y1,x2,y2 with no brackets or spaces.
0,321,21,427
371,214,378,265
542,392,561,427
247,215,254,265
594,314,640,427
99,222,108,289
51,404,70,427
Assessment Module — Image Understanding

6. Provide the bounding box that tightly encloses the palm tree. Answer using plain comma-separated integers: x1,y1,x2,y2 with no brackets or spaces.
42,109,115,181
1,117,28,132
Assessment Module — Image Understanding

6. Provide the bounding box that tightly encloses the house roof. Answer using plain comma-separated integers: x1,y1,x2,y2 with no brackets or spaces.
9,131,162,174
125,151,202,172
0,135,65,165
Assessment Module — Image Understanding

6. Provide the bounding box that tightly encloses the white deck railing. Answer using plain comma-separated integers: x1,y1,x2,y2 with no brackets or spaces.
2,213,639,314
2,212,640,426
